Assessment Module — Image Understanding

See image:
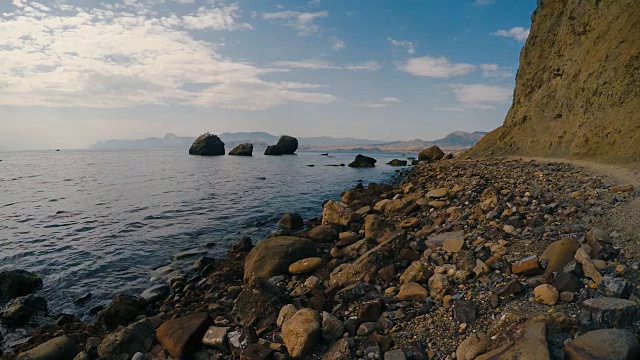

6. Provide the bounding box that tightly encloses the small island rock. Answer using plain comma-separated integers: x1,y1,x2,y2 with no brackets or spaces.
348,154,377,168
228,143,253,156
189,133,225,156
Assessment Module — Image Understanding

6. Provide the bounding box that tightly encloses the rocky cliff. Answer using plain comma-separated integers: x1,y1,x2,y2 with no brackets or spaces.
467,0,640,163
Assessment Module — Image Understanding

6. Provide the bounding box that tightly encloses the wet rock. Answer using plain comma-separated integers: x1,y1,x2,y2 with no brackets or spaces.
579,297,639,329
0,294,47,326
139,284,170,304
476,321,549,360
189,133,225,156
456,332,489,360
564,328,639,360
282,308,321,358
228,236,253,254
229,143,253,156
418,146,444,162
453,300,477,323
16,336,77,360
278,213,304,231
233,279,286,330
289,257,323,275
202,326,229,350
97,317,158,358
0,269,43,300
243,236,317,282
348,154,377,168
97,294,147,330
308,224,339,242
321,311,344,341
397,283,428,301
534,284,559,306
597,275,630,298
156,312,211,359
321,338,352,360
387,159,408,166
540,238,580,274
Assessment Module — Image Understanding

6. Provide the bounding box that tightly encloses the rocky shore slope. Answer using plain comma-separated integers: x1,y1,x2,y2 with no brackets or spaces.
2,155,639,360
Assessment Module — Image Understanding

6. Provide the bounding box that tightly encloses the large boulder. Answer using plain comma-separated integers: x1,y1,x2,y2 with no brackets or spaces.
282,308,321,358
322,200,354,227
156,313,211,360
243,237,317,283
276,135,298,154
348,154,376,168
0,294,47,327
418,146,444,162
0,270,43,300
264,145,283,156
228,143,253,156
16,336,77,360
189,133,225,156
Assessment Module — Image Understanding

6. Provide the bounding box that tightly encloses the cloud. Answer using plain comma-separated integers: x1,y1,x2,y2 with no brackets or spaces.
436,84,512,111
387,37,417,55
492,27,530,42
474,0,495,6
262,10,328,35
329,36,345,50
0,0,336,110
271,59,381,71
480,64,513,78
358,96,402,108
399,56,476,78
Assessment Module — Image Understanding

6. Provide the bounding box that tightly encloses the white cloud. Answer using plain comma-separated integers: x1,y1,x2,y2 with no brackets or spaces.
492,27,530,42
480,64,513,78
172,0,195,4
358,96,402,108
387,37,417,55
474,0,495,6
329,36,345,50
0,1,336,110
271,59,381,71
262,10,328,35
436,84,512,111
399,56,476,78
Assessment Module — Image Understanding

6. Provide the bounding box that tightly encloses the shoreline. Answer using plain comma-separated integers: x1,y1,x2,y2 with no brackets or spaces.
2,156,639,359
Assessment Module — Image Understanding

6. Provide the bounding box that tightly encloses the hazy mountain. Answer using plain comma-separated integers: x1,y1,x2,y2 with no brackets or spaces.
91,131,486,152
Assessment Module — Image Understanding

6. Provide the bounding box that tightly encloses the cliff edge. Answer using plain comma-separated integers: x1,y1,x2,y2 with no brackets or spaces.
467,0,640,163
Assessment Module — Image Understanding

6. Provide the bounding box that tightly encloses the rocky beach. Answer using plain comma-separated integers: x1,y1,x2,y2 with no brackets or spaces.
2,153,639,360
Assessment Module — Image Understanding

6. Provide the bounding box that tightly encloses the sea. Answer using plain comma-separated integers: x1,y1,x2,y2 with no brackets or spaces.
0,149,412,318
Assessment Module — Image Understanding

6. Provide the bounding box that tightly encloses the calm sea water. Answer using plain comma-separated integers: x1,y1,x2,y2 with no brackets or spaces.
0,149,410,316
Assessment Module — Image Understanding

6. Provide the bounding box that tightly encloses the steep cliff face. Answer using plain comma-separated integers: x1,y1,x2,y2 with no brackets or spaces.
468,0,640,163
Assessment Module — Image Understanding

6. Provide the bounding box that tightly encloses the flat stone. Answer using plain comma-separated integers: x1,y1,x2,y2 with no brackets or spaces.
156,312,211,359
579,297,639,329
575,248,602,285
426,188,449,199
399,217,420,229
399,260,430,284
425,230,464,248
511,255,541,275
453,300,477,323
202,326,229,350
476,321,549,360
397,282,427,301
609,184,634,193
442,238,465,253
540,239,580,274
16,336,77,360
534,284,559,306
496,279,524,297
456,333,489,360
288,257,323,275
428,200,448,209
282,308,321,358
564,328,639,360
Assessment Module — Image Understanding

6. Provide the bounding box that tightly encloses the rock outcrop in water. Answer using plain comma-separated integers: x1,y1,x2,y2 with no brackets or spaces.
263,145,282,156
228,143,253,156
264,135,298,155
348,154,376,168
0,270,43,301
188,133,225,156
467,0,640,163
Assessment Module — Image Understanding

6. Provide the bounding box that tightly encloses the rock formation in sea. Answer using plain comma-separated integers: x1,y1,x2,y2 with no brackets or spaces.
264,135,298,155
188,133,225,156
228,143,253,156
467,0,640,163
347,154,377,168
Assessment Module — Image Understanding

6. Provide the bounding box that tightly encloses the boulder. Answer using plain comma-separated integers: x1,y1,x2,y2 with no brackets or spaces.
282,308,321,358
156,313,211,360
539,238,580,274
243,236,317,283
289,258,323,275
189,133,225,156
456,333,489,360
348,154,377,168
308,224,339,242
579,297,639,329
564,329,639,360
264,145,283,156
97,317,158,358
0,294,47,326
16,336,77,360
276,135,299,154
397,283,428,301
232,279,287,329
97,294,147,330
418,146,444,162
387,159,408,166
322,200,354,227
278,213,304,231
228,143,253,156
476,321,549,360
0,269,43,300
533,284,559,305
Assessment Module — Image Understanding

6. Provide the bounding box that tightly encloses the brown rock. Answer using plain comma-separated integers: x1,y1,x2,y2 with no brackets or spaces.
574,248,602,285
428,200,448,209
426,188,449,199
428,274,449,300
442,238,465,253
539,238,580,274
322,200,354,226
511,255,541,276
425,230,464,248
397,283,428,301
399,260,430,284
456,333,489,360
308,224,339,242
16,336,77,360
399,217,420,229
243,237,317,282
418,146,444,162
534,284,559,305
282,308,321,359
289,257,323,275
609,185,634,193
321,338,352,360
564,329,639,360
476,321,549,360
156,313,211,360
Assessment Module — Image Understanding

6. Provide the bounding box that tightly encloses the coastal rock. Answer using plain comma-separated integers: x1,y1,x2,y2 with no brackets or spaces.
418,146,444,162
189,133,225,156
97,317,158,358
277,304,297,328
289,257,323,274
0,294,47,326
264,145,283,156
564,329,639,360
243,236,317,282
322,200,354,227
233,279,286,329
348,154,376,168
278,213,304,231
308,224,339,242
476,321,549,360
0,269,43,300
387,159,407,166
97,294,147,330
156,312,211,359
229,143,253,156
276,135,299,154
539,238,580,274
282,308,321,358
16,336,77,360
139,284,170,304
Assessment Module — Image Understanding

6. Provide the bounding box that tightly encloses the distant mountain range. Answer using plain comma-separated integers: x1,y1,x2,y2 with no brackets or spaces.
91,131,487,152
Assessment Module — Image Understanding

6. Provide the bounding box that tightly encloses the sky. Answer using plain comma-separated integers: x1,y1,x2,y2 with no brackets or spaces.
0,0,537,150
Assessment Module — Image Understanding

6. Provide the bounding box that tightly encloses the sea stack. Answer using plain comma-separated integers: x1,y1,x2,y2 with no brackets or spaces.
229,143,253,156
348,154,376,168
264,135,298,155
189,133,225,156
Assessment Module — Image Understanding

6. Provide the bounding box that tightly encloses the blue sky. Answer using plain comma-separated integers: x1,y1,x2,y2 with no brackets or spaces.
0,0,536,150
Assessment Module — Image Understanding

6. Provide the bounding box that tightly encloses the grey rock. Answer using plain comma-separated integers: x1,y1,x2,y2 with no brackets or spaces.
579,297,639,329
